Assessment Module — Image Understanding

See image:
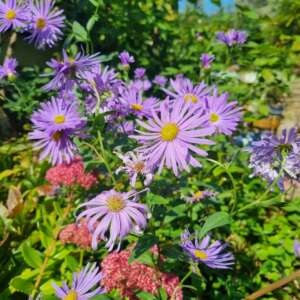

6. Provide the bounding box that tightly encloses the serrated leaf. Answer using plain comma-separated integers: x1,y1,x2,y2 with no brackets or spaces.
199,212,231,239
128,234,158,264
21,242,43,269
72,21,88,42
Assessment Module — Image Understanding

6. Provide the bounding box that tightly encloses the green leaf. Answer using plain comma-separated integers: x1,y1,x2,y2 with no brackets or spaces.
9,277,34,295
21,242,43,269
158,288,168,300
199,212,231,239
87,15,99,32
136,291,157,300
128,234,158,264
72,21,88,42
90,295,115,300
88,0,103,7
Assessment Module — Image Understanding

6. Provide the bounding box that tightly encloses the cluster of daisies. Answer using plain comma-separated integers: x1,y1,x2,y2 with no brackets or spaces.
0,0,64,49
22,47,241,298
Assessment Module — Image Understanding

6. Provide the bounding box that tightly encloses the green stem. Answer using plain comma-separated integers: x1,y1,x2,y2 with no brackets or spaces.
81,140,116,185
234,161,286,215
97,131,117,185
235,177,280,215
31,202,73,299
207,158,238,211
79,249,84,268
171,269,193,300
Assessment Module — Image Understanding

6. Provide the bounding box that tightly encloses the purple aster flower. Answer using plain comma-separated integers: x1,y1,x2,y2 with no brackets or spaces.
131,99,215,176
0,57,17,79
185,190,215,204
164,77,209,108
130,79,152,91
118,86,158,118
233,30,247,44
30,97,86,133
29,97,85,165
44,50,100,91
204,90,242,135
29,128,78,165
134,68,146,79
248,128,300,191
119,50,135,66
116,151,153,187
52,263,105,299
181,229,234,269
294,240,300,258
26,0,65,49
116,121,135,135
153,75,167,87
200,53,215,69
216,29,247,47
77,189,149,251
0,0,29,32
81,65,123,114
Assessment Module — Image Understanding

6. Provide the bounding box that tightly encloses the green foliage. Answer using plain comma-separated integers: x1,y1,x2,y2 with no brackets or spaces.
2,0,300,299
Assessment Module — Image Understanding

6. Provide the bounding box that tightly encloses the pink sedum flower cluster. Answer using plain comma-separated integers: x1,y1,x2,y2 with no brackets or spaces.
59,220,92,249
101,247,183,300
45,157,97,189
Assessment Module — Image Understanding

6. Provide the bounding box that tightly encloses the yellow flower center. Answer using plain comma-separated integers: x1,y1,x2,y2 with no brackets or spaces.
194,250,208,260
6,9,16,20
194,191,203,199
107,195,125,212
36,18,46,29
133,161,145,172
52,131,63,142
184,93,198,103
63,290,78,300
54,114,66,124
161,123,179,141
210,113,220,123
131,103,143,111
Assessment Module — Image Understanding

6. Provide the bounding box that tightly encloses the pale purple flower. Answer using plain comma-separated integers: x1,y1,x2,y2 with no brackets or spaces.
130,79,152,91
0,57,17,79
77,189,149,251
248,128,300,191
134,68,146,79
116,121,135,135
216,30,247,47
119,50,135,66
118,86,158,117
181,229,234,269
200,53,215,69
131,99,215,176
0,0,29,32
30,97,85,133
204,90,242,135
116,151,153,187
81,65,122,114
52,264,105,299
294,240,300,258
29,97,86,165
164,77,209,108
153,75,167,87
28,128,78,165
44,50,100,91
185,190,215,204
26,0,65,49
